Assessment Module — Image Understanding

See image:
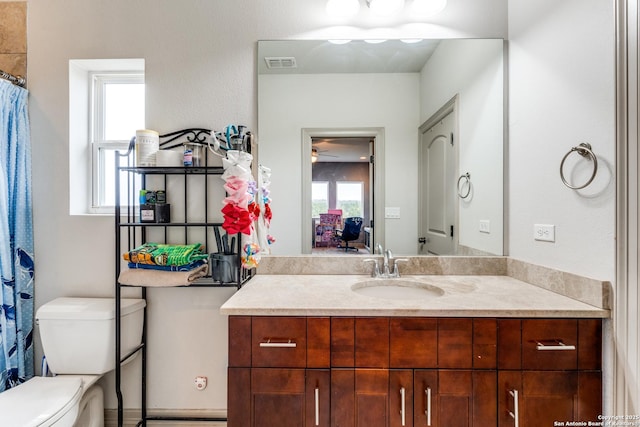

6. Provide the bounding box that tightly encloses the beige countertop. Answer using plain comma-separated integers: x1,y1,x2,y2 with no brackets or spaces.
219,274,610,318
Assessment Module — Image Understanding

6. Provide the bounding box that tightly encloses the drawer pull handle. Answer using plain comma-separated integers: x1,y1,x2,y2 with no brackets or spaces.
400,387,406,426
425,387,432,426
536,341,576,351
315,387,320,426
509,390,519,427
259,339,297,348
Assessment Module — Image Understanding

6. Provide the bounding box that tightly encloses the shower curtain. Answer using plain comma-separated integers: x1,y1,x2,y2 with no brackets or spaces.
0,79,34,392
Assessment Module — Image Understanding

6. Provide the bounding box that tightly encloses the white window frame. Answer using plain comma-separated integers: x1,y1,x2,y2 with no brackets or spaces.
89,72,144,213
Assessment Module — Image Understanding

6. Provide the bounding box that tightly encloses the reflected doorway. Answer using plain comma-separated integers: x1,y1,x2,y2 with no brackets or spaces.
418,97,458,255
301,128,385,255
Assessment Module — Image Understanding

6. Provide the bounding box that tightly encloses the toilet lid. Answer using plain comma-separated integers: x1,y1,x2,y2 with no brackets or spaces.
0,376,83,426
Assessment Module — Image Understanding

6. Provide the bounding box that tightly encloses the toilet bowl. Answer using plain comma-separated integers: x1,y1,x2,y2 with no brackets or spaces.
0,297,145,426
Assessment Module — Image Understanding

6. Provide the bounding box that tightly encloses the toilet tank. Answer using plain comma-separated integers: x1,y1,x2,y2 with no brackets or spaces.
36,297,146,375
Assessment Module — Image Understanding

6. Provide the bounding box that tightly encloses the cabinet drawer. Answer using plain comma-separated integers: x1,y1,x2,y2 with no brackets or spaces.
355,317,389,368
252,317,307,367
522,319,577,370
499,319,601,370
390,317,437,368
438,318,473,368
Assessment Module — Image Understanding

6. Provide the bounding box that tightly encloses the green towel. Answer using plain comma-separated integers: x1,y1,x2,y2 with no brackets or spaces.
123,242,208,266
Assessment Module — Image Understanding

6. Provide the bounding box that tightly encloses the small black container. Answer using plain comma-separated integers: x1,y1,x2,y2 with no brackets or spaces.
155,203,171,223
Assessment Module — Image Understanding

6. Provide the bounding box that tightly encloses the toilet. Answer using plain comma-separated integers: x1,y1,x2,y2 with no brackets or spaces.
0,297,146,426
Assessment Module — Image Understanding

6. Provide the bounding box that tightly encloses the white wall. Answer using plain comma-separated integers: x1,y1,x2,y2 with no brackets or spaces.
420,39,504,256
508,0,616,282
259,73,420,254
27,0,509,412
26,0,618,415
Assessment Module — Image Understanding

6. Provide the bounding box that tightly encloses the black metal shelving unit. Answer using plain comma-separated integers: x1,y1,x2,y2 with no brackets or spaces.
114,130,253,427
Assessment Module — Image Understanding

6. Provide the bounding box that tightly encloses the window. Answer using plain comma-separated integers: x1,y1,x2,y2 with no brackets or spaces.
312,181,329,217
91,73,145,211
336,181,364,218
69,59,144,215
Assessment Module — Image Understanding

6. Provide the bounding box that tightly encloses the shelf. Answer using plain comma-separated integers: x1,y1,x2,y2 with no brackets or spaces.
118,222,224,228
118,166,225,175
114,142,251,427
118,283,246,289
118,274,253,289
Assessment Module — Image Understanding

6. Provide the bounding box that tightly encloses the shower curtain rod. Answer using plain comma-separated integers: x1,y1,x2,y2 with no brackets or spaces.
0,69,26,87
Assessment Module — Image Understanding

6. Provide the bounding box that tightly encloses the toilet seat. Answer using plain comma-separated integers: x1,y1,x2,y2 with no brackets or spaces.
0,376,83,426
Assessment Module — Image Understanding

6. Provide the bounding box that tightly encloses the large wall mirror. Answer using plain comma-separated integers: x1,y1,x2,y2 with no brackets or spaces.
258,39,505,256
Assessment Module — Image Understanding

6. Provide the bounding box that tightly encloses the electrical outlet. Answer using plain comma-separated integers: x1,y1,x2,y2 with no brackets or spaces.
195,376,207,390
479,220,490,233
534,224,555,242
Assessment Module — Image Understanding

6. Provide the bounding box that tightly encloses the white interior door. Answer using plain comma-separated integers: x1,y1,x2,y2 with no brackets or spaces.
418,110,456,255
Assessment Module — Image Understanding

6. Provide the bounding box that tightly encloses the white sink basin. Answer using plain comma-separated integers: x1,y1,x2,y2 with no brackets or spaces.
351,279,445,300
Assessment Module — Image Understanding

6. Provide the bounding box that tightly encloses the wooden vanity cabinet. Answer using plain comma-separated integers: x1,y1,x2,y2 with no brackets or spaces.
228,316,602,427
228,316,331,427
497,319,602,426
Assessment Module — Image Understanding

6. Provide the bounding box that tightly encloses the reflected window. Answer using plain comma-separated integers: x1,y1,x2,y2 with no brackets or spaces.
337,181,363,218
312,181,329,217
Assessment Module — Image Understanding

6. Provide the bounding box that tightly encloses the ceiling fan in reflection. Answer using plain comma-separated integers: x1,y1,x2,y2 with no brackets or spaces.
311,147,338,163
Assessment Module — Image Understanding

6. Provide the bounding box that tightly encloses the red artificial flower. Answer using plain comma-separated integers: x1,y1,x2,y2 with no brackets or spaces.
247,202,261,221
221,203,253,235
264,203,272,222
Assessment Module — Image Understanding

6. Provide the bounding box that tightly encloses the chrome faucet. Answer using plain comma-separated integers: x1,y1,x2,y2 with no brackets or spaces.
364,245,408,278
383,249,393,276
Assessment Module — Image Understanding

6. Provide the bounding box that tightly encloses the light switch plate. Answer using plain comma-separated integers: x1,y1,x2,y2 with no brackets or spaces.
385,207,401,219
479,220,490,233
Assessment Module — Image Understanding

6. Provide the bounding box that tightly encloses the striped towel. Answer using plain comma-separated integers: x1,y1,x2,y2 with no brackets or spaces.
123,243,208,266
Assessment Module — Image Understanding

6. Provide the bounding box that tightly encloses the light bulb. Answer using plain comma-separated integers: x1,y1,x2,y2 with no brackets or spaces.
326,0,361,18
411,0,447,16
367,0,404,16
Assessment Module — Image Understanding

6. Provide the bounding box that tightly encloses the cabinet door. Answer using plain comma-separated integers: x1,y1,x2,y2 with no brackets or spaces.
498,371,602,426
251,368,306,427
390,370,414,427
414,370,497,427
332,369,390,427
229,368,329,427
306,369,330,427
228,367,250,427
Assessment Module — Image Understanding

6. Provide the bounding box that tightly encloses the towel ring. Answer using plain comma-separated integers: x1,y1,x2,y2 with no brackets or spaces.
457,173,471,199
560,143,598,190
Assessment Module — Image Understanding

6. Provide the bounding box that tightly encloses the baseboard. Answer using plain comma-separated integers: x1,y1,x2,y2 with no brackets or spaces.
104,409,227,427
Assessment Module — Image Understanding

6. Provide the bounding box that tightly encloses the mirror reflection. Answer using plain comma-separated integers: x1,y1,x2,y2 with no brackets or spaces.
258,39,504,256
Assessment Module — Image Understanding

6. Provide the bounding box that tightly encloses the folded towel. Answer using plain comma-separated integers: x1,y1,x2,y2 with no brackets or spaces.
118,263,208,287
123,242,208,266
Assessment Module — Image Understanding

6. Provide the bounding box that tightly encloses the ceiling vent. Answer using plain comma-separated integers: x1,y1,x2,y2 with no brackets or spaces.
265,57,297,69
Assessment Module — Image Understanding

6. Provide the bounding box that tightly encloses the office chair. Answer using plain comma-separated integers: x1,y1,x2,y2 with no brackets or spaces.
336,217,363,252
